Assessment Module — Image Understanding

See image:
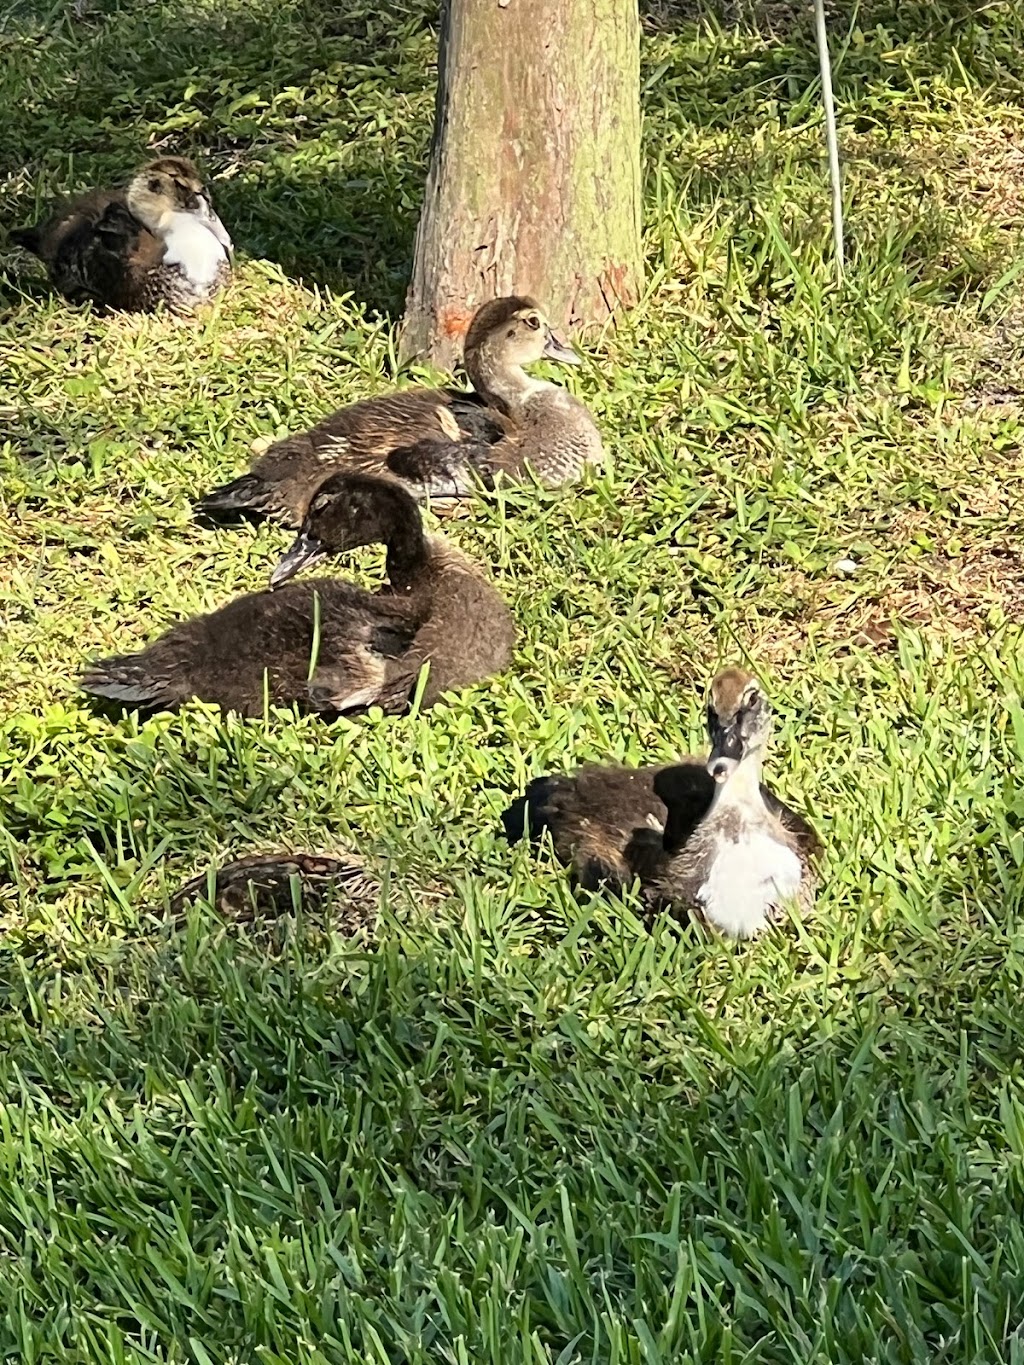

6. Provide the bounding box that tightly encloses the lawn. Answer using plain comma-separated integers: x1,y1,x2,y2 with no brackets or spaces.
2,0,1024,1359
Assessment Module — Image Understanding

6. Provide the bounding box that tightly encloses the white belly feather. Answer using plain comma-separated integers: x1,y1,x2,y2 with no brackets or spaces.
161,215,227,289
697,831,802,938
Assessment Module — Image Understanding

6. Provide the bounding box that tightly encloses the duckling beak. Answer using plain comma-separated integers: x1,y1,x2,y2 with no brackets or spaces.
542,328,581,366
198,195,234,261
269,533,328,589
707,722,745,783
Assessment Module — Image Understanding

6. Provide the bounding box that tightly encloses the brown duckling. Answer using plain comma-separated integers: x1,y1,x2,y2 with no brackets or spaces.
502,668,820,939
169,853,378,935
81,474,515,718
194,295,602,527
11,156,232,312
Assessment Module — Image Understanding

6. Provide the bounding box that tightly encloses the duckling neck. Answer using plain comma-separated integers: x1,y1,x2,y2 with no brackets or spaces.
465,354,552,420
384,517,429,592
710,752,766,816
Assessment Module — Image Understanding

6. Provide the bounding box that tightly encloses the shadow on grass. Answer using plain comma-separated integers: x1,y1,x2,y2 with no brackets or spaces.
1,891,1023,1359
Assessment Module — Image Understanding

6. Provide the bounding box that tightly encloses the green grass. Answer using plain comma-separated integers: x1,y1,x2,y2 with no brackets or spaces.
2,0,1024,1359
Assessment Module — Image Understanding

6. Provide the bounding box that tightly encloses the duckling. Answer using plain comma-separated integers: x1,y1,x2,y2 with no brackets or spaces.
81,474,515,718
194,295,602,527
502,668,820,939
11,156,232,312
169,853,378,935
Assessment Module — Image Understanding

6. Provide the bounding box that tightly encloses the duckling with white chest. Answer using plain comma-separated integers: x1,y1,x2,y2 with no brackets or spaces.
502,668,820,939
195,296,603,527
11,156,232,313
80,474,515,718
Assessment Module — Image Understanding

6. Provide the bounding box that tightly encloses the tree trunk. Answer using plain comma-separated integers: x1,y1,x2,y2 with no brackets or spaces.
400,0,643,369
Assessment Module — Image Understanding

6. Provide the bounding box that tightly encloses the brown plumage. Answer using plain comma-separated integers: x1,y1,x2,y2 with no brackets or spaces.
169,853,378,934
502,668,821,939
11,156,232,312
194,295,603,528
81,474,515,718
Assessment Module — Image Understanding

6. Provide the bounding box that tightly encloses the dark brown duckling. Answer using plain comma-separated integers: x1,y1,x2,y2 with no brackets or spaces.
11,156,232,312
502,668,820,939
194,295,603,527
81,474,515,718
268,471,517,709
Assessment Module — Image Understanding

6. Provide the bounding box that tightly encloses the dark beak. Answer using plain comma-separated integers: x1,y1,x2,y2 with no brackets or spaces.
269,533,328,589
542,328,581,366
198,194,234,261
707,720,745,783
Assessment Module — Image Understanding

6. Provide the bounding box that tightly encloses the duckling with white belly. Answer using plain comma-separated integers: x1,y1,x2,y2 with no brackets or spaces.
11,156,232,312
650,669,819,937
502,668,820,939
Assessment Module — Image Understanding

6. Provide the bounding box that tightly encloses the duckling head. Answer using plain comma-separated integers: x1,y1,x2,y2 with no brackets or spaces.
270,474,423,589
706,669,772,783
127,156,232,256
465,296,581,376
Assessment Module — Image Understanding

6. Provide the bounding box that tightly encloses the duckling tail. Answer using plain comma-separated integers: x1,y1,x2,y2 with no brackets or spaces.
10,225,42,255
500,774,572,843
80,656,173,712
194,473,273,523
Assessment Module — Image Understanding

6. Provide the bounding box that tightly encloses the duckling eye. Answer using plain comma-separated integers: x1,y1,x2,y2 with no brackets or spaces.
147,179,162,193
740,690,762,718
524,313,541,330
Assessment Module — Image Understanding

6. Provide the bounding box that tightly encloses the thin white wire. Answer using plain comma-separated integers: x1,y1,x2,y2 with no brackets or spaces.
814,0,845,278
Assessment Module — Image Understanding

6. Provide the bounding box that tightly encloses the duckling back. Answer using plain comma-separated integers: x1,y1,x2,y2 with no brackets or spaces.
393,536,516,705
195,390,508,527
80,579,421,717
13,192,160,310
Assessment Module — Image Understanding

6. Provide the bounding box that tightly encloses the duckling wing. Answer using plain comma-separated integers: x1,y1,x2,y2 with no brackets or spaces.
343,566,516,712
653,762,717,852
440,391,509,445
66,203,165,309
760,786,822,863
502,764,673,893
305,610,422,715
20,192,161,309
195,390,510,527
383,437,505,499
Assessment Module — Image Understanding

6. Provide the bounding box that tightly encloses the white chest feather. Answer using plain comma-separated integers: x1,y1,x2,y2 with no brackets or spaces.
161,215,227,288
696,830,802,939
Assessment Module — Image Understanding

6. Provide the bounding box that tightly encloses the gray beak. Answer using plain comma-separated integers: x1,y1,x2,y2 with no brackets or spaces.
198,196,234,261
542,328,581,366
269,533,328,589
707,721,744,783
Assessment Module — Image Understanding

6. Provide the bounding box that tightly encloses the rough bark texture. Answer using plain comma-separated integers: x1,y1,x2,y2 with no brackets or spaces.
400,0,643,368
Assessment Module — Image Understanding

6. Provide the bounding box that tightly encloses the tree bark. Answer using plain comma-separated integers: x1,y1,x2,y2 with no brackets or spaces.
400,0,643,368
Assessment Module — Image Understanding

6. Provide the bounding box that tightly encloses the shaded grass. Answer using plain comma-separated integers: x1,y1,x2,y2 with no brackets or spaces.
2,0,1024,1360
